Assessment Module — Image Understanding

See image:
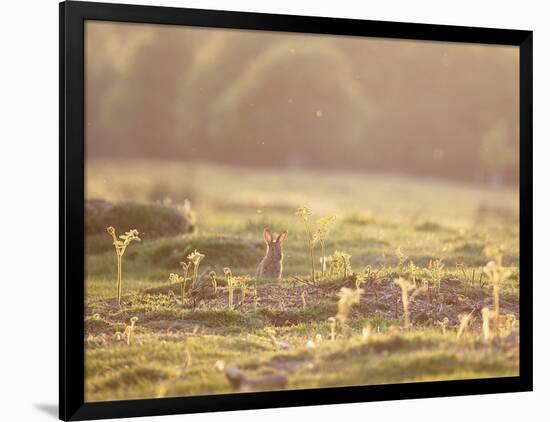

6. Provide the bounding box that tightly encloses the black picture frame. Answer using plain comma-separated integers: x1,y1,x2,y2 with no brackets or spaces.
59,1,533,420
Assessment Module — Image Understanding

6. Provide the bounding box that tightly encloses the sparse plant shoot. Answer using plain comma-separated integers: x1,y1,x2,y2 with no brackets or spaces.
428,258,445,293
336,287,363,335
394,278,416,329
187,249,205,289
123,316,139,345
208,270,218,293
296,206,316,283
328,251,352,279
457,311,473,339
313,215,336,276
328,317,337,341
107,226,141,305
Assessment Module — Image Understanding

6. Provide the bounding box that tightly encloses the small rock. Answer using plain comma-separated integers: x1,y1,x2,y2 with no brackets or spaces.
277,342,289,350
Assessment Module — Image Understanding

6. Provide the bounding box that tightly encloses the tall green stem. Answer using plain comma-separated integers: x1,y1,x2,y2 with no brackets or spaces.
181,279,186,304
342,255,347,279
321,241,326,276
305,221,316,283
193,266,198,289
116,253,123,305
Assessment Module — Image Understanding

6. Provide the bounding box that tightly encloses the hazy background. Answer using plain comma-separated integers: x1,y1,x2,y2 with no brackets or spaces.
85,21,519,186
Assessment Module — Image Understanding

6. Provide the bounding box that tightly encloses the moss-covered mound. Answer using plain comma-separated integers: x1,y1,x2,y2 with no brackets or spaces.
85,199,195,237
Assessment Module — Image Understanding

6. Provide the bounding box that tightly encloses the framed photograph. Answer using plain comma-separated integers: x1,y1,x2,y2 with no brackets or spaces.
60,1,533,420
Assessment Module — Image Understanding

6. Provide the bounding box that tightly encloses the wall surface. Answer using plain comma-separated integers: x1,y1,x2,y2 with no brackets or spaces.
0,0,546,421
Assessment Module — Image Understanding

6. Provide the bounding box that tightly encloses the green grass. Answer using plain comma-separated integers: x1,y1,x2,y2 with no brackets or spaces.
85,327,518,401
84,159,519,402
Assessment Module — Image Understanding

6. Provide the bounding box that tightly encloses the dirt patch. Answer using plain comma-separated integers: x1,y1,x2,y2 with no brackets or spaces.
354,276,519,327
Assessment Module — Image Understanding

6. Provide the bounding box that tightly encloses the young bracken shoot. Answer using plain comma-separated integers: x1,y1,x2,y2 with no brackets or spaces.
123,316,139,345
295,207,316,283
313,215,337,276
354,272,366,290
395,247,408,274
224,267,235,309
457,311,473,339
336,287,363,335
437,317,449,334
483,245,513,334
179,260,191,293
328,251,352,279
394,278,416,329
106,226,141,305
187,249,205,290
428,258,445,293
328,317,337,341
169,273,187,304
208,271,217,293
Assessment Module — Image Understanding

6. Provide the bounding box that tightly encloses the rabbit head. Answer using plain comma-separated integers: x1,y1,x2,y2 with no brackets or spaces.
263,227,288,261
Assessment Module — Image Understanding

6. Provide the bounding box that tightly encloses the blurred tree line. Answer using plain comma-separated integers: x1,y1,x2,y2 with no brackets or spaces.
86,22,519,185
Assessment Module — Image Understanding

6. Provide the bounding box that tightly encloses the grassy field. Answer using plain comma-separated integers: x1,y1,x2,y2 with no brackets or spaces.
84,160,520,402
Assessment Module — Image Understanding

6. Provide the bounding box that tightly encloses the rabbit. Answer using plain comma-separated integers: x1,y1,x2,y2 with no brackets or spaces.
256,227,288,279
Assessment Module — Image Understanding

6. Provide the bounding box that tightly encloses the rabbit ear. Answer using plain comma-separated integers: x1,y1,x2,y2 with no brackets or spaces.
263,228,273,244
276,230,288,243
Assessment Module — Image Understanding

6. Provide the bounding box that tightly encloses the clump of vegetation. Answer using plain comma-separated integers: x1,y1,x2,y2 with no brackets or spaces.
167,250,206,305
354,272,366,290
327,251,352,279
313,215,337,276
428,258,445,294
407,261,418,286
224,267,236,309
395,247,408,275
123,316,139,345
482,245,514,339
296,207,339,282
336,287,363,334
393,277,425,329
168,272,187,304
107,226,141,305
336,287,362,325
178,261,191,301
237,275,253,303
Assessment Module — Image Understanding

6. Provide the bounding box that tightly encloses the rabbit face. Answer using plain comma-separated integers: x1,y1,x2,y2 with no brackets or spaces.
268,240,283,261
263,228,287,262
